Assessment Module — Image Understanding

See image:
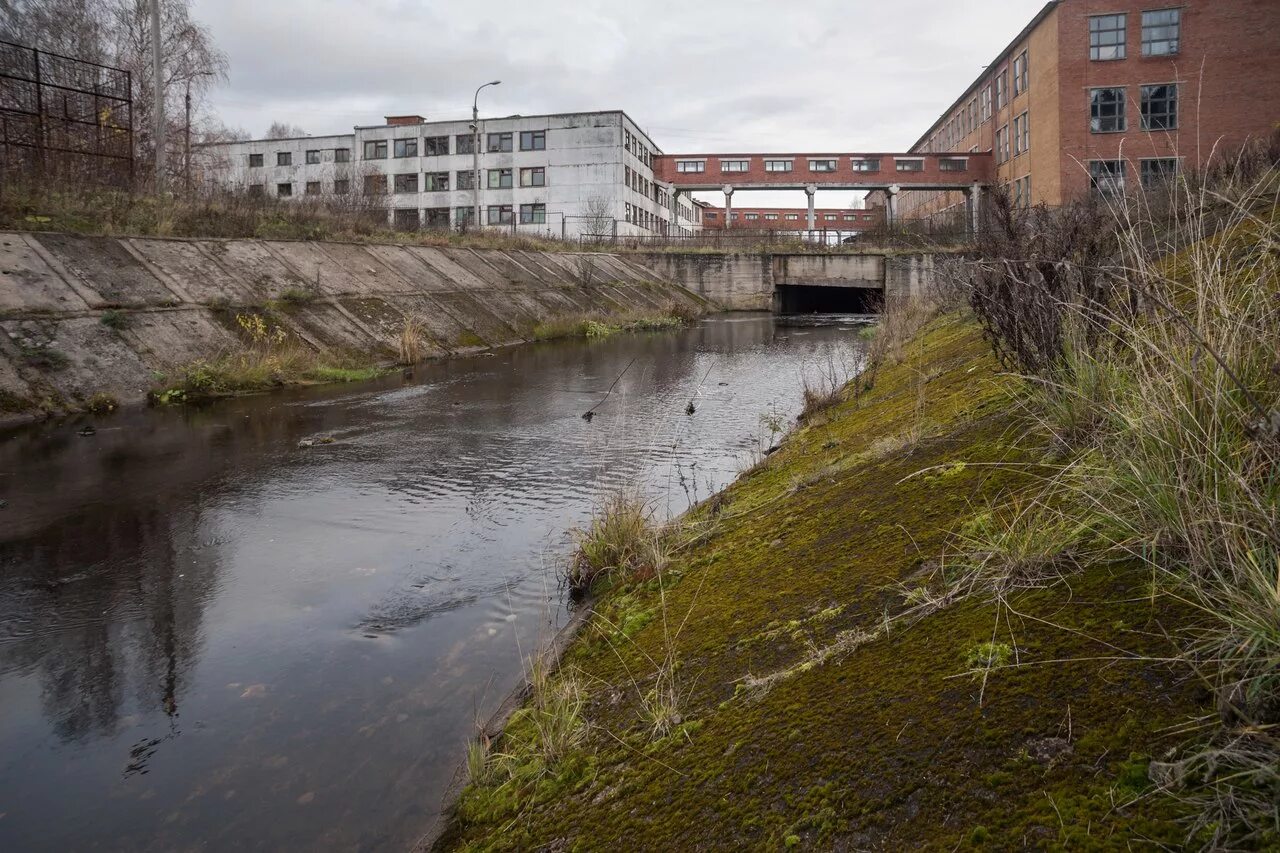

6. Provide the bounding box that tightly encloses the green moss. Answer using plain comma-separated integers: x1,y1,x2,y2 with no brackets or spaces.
439,312,1207,851
457,330,487,348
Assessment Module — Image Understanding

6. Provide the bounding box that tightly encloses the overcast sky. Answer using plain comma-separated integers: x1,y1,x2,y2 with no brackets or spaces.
192,0,1048,208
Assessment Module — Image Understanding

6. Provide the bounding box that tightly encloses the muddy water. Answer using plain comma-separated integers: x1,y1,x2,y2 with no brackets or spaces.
0,313,868,851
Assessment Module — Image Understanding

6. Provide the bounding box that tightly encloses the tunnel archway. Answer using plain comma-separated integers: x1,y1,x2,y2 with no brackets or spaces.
774,284,881,314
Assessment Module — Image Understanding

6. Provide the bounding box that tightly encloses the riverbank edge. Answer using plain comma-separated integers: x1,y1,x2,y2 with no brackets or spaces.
434,309,1207,850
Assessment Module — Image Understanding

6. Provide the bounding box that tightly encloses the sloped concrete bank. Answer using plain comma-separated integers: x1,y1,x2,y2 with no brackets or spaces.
0,231,706,419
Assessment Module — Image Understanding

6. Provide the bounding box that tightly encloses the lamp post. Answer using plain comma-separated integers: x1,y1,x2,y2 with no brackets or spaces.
472,80,501,229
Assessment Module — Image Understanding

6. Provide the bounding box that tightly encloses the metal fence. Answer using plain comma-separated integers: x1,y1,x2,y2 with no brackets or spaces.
0,40,134,188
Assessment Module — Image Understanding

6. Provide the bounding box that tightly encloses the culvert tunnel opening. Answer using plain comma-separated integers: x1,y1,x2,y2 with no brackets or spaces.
774,284,882,315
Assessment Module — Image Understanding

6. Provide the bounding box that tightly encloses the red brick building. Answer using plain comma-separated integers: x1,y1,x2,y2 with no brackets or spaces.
878,0,1280,220
699,205,885,231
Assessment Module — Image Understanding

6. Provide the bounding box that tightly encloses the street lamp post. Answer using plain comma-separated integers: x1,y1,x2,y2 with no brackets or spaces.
472,80,501,229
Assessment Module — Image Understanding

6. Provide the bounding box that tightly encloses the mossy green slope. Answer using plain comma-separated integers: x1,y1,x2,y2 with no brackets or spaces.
441,313,1206,851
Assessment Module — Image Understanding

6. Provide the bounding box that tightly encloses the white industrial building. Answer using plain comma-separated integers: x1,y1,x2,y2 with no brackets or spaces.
197,110,702,240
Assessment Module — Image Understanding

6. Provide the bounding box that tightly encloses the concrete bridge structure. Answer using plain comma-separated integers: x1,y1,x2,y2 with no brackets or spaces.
653,152,993,232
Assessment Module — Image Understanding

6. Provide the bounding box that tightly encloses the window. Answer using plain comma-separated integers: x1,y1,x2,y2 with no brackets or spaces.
301,150,319,165
851,158,880,172
486,132,513,152
276,182,292,197
519,130,545,151
456,134,475,155
418,136,447,156
393,173,418,193
333,178,349,195
277,151,292,166
784,213,799,221
424,171,449,192
1012,114,1024,155
487,205,513,225
1014,177,1023,209
456,170,475,190
843,214,856,222
624,202,632,223
720,159,749,172
995,125,1009,163
1142,9,1180,56
744,213,759,221
486,168,513,189
895,159,924,172
394,138,418,158
764,160,793,172
1090,14,1126,60
364,140,387,159
1089,160,1126,196
1140,84,1177,131
939,157,967,172
1020,111,1030,153
765,213,778,220
394,209,419,230
519,203,546,224
703,211,718,221
334,148,350,163
425,207,450,227
1013,50,1029,96
248,153,263,167
305,181,321,195
363,174,387,195
809,159,837,172
980,86,992,123
676,160,705,173
1090,87,1126,133
824,214,837,222
455,206,475,226
995,67,1008,109
248,183,263,196
1141,157,1179,187
519,167,545,187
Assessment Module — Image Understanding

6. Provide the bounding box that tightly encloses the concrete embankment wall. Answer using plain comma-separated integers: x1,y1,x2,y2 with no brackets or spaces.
0,232,705,415
636,251,947,310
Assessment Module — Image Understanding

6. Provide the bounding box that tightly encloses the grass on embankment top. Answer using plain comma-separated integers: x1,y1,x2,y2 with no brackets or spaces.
439,312,1207,851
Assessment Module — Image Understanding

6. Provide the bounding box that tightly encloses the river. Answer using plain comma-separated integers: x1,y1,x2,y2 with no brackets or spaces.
0,313,868,851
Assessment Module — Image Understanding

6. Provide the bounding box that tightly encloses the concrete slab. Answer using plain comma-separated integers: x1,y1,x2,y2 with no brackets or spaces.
35,233,178,307
191,240,302,302
361,245,454,293
0,234,91,313
129,238,259,304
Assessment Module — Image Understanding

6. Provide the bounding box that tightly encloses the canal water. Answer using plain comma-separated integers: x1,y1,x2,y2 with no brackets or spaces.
0,313,868,851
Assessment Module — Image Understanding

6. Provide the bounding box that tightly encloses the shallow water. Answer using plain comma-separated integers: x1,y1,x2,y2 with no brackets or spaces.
0,313,868,851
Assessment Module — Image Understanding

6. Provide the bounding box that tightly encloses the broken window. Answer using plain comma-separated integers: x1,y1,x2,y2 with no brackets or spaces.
364,140,388,159
305,149,321,165
425,207,450,227
363,174,387,195
456,170,476,190
393,173,418,193
519,167,545,187
424,172,450,192
393,208,419,230
394,138,418,158
277,151,292,166
1090,87,1126,132
519,130,546,151
487,168,513,189
1089,160,1125,196
424,136,449,156
305,181,321,195
1141,158,1178,187
276,182,292,196
455,206,475,226
1140,84,1177,130
248,183,264,196
486,132,513,152
519,203,546,224
456,134,475,154
333,179,350,194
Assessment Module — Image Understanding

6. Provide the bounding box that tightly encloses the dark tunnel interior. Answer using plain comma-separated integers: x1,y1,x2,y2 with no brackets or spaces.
774,285,881,314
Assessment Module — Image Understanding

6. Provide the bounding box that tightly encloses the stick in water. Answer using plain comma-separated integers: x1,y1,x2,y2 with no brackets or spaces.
583,357,637,422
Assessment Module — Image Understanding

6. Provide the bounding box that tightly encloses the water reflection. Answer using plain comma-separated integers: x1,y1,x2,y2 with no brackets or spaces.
0,313,867,851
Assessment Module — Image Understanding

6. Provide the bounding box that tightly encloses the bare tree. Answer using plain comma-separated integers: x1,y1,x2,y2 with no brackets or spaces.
264,121,307,140
580,194,614,241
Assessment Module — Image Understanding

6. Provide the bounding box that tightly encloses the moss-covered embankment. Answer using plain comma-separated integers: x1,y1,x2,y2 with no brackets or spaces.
439,312,1206,850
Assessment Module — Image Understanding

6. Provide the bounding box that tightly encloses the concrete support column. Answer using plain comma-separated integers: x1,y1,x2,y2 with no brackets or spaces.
885,184,900,226
967,182,982,236
669,185,681,239
722,184,734,231
805,184,817,231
